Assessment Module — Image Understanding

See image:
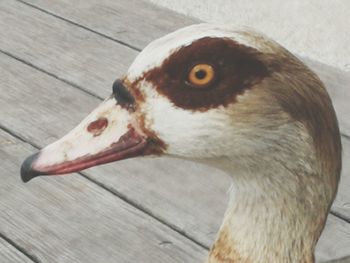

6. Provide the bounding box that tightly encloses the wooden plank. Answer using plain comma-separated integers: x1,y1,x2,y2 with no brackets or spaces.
323,256,350,263
0,237,34,263
0,130,206,263
0,0,137,98
17,0,196,50
317,215,350,262
1,43,350,261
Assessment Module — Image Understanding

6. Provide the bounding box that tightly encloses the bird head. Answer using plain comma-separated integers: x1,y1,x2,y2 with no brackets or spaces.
21,24,341,195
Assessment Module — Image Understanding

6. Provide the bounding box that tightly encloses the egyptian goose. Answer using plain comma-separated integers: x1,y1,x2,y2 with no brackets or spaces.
21,24,342,263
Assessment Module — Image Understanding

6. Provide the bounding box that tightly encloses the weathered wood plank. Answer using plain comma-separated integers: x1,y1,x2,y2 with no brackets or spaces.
0,237,34,263
0,129,206,263
323,256,350,263
317,215,350,262
0,0,137,98
17,0,196,50
0,43,349,261
16,0,350,137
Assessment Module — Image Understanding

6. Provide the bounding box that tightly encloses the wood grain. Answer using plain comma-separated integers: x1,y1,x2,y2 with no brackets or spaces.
0,237,34,263
317,215,350,262
0,0,137,98
17,0,196,50
321,256,350,263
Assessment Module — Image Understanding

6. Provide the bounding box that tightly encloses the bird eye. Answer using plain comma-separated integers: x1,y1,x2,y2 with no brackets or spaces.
188,64,215,87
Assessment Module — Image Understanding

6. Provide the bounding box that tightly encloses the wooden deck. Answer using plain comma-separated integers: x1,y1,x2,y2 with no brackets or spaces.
0,1,349,262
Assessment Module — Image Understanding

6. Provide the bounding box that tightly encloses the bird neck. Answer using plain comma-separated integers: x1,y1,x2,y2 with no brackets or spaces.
206,177,317,263
202,145,330,263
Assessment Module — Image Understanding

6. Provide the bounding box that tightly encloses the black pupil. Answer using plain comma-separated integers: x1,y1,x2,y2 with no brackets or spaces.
195,69,207,80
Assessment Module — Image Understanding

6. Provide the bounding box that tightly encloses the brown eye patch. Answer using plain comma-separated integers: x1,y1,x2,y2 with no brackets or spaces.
144,37,270,111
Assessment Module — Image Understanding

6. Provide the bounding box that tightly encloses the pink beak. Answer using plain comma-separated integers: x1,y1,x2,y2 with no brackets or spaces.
20,79,162,182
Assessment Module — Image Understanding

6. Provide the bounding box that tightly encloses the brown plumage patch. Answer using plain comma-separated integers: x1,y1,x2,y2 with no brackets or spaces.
135,115,167,156
267,56,342,194
143,37,269,111
122,78,167,155
119,77,167,156
208,225,248,263
123,77,145,106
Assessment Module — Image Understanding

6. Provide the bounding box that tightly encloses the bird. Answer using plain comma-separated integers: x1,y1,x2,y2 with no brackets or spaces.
21,23,344,263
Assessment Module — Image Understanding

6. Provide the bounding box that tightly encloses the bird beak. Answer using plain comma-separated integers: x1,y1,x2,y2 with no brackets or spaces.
20,94,153,183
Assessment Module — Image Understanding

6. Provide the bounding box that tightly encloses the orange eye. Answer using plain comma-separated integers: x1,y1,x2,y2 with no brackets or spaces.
188,64,215,87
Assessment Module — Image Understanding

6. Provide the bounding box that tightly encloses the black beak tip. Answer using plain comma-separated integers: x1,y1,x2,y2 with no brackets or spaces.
20,152,40,183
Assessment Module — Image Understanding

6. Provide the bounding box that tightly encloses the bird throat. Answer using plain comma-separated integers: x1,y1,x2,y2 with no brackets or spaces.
202,156,325,263
206,200,316,263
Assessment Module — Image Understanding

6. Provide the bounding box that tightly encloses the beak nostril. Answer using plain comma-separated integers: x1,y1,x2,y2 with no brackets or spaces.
87,118,109,136
112,79,135,110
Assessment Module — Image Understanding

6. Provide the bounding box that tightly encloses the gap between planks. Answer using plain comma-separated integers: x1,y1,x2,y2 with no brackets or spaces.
15,0,141,52
0,233,39,263
0,49,104,101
